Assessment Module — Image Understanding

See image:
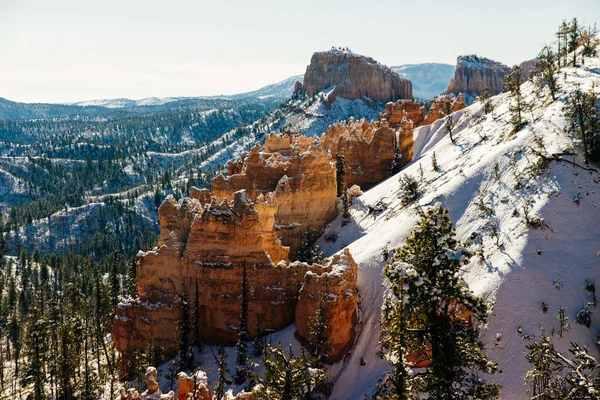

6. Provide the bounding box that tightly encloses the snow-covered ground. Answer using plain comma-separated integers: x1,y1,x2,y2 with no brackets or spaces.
314,52,600,399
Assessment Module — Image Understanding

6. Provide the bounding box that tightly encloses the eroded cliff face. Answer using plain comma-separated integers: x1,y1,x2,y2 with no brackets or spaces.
294,50,412,104
295,248,359,362
212,140,338,256
446,55,510,96
112,188,358,371
320,118,400,189
422,94,467,126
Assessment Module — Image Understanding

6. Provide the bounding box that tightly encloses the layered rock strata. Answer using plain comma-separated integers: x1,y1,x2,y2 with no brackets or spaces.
422,94,467,126
211,139,337,255
446,54,510,96
112,190,358,371
293,50,412,103
295,248,359,362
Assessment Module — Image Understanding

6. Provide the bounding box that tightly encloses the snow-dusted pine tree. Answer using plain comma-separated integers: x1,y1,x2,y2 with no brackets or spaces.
254,343,325,400
383,203,499,399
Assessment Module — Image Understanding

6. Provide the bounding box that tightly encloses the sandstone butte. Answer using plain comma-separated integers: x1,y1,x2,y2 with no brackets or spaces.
446,54,511,96
293,49,413,104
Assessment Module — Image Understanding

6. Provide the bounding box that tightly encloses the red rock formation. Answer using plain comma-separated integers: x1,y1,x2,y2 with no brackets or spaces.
385,100,426,126
211,140,337,255
446,55,510,96
320,118,399,189
178,371,211,400
112,189,358,372
423,94,467,126
294,50,412,103
295,248,358,362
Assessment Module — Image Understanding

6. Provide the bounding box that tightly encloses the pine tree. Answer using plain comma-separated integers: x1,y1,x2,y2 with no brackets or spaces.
537,45,560,100
505,65,527,132
253,315,265,357
255,343,326,400
108,250,122,310
193,277,201,349
556,306,570,338
443,101,457,144
480,89,494,115
236,262,249,365
335,154,347,198
383,203,499,399
556,20,570,67
336,154,350,217
524,332,567,398
214,346,228,400
563,85,600,163
568,18,580,67
179,282,191,370
235,262,250,384
23,309,48,400
431,151,439,172
391,144,403,175
308,293,329,363
124,258,138,298
398,174,420,206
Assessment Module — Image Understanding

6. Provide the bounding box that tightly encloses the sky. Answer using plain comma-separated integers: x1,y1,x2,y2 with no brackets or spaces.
1,0,598,103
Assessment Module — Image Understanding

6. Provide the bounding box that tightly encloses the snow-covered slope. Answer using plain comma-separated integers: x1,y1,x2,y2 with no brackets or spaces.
316,52,600,399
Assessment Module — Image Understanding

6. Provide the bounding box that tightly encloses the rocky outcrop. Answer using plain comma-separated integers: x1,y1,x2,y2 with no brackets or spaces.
178,371,211,400
385,100,426,126
120,368,210,400
446,55,510,96
112,188,358,372
320,118,400,189
293,50,412,104
212,140,337,256
382,94,466,130
295,248,358,362
422,94,467,126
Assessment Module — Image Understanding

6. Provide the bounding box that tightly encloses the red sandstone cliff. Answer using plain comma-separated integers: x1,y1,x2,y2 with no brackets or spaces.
446,55,510,96
212,139,338,256
294,50,412,104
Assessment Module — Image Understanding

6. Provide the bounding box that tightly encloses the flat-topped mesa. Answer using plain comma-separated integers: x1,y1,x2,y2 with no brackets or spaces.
212,140,337,256
294,50,413,104
446,54,510,96
112,188,359,372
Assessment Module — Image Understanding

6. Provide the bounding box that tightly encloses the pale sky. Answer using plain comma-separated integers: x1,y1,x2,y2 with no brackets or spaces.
1,0,598,103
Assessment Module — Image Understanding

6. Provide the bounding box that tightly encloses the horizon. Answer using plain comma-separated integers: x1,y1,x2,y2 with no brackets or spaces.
1,0,598,103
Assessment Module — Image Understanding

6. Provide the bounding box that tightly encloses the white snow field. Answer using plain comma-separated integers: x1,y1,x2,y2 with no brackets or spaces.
319,50,600,399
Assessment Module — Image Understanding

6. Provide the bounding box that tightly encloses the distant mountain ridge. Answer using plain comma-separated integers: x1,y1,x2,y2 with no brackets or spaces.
71,75,304,108
391,63,455,100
